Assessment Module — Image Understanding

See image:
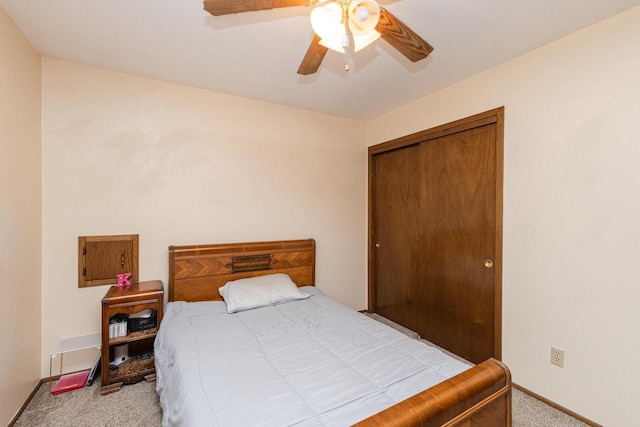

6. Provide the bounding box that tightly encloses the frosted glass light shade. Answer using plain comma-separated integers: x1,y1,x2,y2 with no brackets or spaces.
310,2,343,41
348,0,380,35
319,32,347,53
353,30,381,52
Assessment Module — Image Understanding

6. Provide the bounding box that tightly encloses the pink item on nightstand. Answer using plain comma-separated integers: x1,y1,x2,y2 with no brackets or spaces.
116,272,132,287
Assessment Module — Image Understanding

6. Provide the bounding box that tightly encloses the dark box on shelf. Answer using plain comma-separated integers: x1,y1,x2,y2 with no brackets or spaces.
128,309,157,332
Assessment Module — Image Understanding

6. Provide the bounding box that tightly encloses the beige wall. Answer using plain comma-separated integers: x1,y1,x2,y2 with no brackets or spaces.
0,6,42,425
40,58,367,374
367,6,640,426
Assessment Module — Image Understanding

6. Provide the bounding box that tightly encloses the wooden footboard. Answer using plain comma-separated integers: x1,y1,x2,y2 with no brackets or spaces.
356,358,511,427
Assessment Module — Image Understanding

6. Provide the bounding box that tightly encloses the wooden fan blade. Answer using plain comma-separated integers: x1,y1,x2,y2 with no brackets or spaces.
297,35,329,75
376,8,434,62
204,0,309,16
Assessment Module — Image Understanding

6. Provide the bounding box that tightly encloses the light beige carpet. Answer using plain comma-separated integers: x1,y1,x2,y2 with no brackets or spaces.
14,380,162,427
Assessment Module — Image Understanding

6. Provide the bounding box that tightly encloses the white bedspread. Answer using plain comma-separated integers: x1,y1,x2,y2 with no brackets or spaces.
154,287,470,426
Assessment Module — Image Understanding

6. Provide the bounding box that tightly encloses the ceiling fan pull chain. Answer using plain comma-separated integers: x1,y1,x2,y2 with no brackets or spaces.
343,34,350,71
342,6,350,72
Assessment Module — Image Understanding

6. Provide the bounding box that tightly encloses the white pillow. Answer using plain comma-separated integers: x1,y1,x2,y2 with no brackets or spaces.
218,273,310,313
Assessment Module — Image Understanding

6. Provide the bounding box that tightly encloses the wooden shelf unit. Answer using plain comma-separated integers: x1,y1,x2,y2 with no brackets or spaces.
101,280,164,395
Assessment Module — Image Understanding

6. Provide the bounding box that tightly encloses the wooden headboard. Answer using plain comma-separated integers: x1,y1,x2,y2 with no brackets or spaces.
168,239,316,302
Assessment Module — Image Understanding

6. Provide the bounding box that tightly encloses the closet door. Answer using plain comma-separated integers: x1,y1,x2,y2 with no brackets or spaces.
371,144,421,332
418,124,498,364
369,108,503,365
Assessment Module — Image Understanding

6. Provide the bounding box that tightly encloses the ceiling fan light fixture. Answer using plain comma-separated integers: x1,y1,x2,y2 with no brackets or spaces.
311,0,382,55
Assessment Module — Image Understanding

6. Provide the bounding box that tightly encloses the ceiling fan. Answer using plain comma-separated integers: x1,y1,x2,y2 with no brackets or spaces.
202,0,433,75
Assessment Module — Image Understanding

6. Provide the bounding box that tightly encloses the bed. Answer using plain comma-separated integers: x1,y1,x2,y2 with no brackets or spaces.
156,238,511,426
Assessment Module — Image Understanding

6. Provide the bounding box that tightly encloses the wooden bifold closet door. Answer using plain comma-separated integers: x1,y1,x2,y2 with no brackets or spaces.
368,108,504,364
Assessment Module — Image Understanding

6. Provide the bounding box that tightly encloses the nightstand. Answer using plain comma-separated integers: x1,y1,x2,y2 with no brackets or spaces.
101,280,164,395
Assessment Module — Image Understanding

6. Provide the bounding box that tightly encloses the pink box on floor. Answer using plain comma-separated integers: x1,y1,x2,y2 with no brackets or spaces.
51,370,90,395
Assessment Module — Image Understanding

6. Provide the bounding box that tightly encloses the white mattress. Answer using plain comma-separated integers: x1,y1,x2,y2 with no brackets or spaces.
154,286,470,427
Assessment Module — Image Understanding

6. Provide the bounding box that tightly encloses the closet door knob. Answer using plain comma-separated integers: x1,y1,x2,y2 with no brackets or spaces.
375,242,381,248
484,259,494,268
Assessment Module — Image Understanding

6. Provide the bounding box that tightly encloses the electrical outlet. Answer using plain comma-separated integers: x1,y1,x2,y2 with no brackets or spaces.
551,346,565,367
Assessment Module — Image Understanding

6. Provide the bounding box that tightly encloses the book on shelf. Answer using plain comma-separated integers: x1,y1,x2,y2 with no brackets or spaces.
87,354,101,386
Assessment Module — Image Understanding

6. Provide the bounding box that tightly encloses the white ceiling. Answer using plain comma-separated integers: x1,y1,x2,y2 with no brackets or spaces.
2,0,640,120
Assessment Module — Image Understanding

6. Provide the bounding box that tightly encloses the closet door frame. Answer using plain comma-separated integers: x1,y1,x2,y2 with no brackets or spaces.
368,107,504,359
